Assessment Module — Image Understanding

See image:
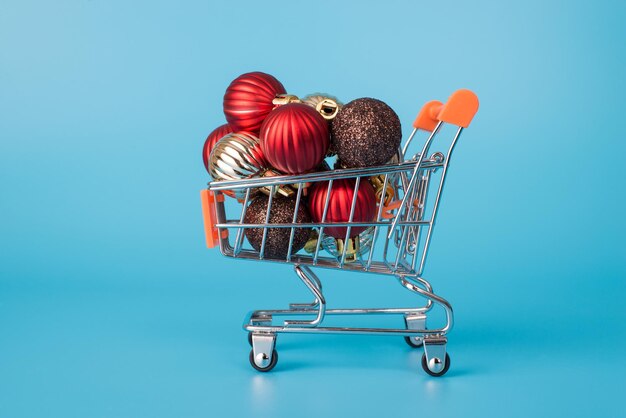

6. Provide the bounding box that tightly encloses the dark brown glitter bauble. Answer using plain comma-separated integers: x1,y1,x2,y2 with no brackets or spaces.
244,195,312,259
330,98,402,168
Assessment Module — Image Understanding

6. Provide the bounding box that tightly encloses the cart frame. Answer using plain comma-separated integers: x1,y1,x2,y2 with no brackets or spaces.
201,89,479,376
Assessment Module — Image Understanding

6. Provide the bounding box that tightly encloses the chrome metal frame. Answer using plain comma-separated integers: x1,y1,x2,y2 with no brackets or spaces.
207,118,467,375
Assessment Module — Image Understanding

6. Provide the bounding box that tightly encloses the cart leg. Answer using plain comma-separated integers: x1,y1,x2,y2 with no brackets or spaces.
404,313,426,348
250,333,278,372
422,335,450,377
289,271,322,310
284,265,326,327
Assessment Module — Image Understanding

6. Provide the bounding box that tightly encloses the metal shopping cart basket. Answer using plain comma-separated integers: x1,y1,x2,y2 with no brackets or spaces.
201,89,479,376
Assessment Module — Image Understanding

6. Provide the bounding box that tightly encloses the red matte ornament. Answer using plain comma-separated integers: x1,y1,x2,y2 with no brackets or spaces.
202,123,233,172
223,72,286,133
308,178,377,239
260,103,329,175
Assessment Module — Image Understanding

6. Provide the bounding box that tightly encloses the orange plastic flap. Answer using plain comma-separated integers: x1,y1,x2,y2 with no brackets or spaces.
200,189,226,248
413,100,444,132
437,89,479,128
381,200,403,219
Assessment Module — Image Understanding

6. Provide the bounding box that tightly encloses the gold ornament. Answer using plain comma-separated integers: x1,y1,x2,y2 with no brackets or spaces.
304,230,320,254
260,161,331,198
305,227,376,263
302,94,342,121
272,94,301,107
326,237,360,263
259,169,297,198
369,174,395,206
368,151,402,206
208,132,266,199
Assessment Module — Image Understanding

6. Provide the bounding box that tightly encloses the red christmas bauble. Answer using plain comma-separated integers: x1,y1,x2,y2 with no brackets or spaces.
260,103,329,175
223,72,286,133
202,123,233,172
308,178,377,239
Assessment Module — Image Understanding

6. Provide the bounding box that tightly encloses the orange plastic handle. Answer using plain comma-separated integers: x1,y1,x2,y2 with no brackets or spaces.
438,89,479,128
413,89,479,131
200,189,227,248
413,100,443,131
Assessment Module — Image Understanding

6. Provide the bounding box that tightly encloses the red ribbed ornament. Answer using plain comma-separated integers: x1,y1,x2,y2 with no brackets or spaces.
202,123,233,172
223,72,286,133
308,178,377,239
260,103,329,174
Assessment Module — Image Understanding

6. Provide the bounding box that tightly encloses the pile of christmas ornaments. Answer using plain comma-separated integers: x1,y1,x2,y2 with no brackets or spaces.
202,72,402,261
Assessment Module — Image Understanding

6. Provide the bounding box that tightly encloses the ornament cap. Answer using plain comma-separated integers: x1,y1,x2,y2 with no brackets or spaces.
316,98,340,120
302,94,343,121
259,169,297,197
272,94,301,106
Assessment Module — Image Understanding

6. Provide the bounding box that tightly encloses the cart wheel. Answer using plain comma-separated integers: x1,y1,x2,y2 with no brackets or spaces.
249,349,278,372
247,332,253,346
403,315,424,348
421,352,450,377
404,336,424,348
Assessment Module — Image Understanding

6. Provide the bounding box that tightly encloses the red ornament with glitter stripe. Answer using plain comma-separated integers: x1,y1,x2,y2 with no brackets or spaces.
223,72,286,133
260,103,329,175
308,178,377,239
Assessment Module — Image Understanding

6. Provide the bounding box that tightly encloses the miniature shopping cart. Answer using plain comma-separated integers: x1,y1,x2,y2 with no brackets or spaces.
201,89,479,376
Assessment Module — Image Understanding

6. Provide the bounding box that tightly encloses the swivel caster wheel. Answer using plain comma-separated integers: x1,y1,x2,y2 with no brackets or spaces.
403,314,425,348
404,335,424,348
249,349,278,372
421,352,450,377
249,332,278,372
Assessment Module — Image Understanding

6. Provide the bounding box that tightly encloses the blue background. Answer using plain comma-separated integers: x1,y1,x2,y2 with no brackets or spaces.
1,0,625,417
